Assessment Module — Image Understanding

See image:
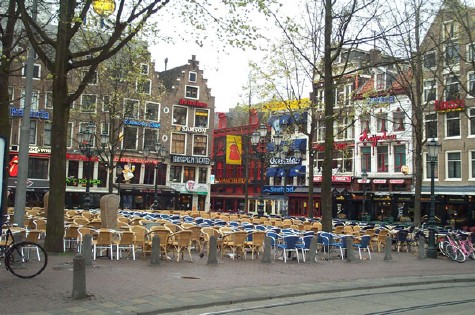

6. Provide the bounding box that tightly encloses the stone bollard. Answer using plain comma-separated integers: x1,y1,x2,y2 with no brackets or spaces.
100,194,119,229
345,237,356,262
207,236,218,264
82,234,93,266
261,236,272,264
150,235,161,265
418,236,426,259
72,254,87,299
306,237,318,263
384,236,393,261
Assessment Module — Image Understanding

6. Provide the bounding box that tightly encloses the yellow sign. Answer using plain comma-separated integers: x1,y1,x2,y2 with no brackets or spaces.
92,0,116,16
262,98,311,111
226,135,242,165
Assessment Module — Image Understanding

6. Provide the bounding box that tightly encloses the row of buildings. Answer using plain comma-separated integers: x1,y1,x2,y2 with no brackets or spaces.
5,1,475,227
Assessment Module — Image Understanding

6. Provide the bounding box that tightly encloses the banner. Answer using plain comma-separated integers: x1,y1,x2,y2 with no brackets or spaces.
226,135,242,165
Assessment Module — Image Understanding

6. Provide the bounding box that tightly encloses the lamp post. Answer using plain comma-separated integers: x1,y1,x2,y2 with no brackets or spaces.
78,123,109,210
426,138,440,259
361,170,368,221
144,140,168,210
272,131,301,218
251,123,268,218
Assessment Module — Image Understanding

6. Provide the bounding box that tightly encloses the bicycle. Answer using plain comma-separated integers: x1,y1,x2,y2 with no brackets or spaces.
0,219,48,278
438,231,467,263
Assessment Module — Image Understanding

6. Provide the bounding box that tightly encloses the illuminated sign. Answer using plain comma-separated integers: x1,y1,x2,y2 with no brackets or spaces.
434,99,465,112
269,156,301,166
263,186,297,194
171,155,210,165
367,95,395,105
181,126,207,133
313,175,352,183
10,108,49,119
359,130,397,146
123,119,160,128
178,98,208,108
216,178,248,184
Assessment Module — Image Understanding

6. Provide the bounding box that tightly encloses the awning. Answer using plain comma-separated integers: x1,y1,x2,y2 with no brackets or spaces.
266,167,279,177
289,165,306,177
291,138,307,151
8,178,49,192
279,115,291,125
277,168,286,177
421,185,475,195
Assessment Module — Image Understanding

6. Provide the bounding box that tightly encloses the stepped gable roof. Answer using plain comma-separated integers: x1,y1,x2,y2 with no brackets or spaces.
158,65,188,91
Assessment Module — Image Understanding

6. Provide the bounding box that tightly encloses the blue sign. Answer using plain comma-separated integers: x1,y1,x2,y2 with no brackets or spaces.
263,186,297,194
10,108,49,119
123,119,160,129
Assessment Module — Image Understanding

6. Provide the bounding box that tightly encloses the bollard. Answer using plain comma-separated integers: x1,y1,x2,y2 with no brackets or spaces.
261,236,272,264
207,236,218,264
306,237,318,263
345,237,356,262
72,254,87,299
150,235,161,265
82,234,93,266
384,236,393,261
418,236,426,259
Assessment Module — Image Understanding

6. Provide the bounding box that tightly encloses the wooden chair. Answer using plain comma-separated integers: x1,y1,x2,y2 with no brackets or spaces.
168,230,193,262
145,229,171,259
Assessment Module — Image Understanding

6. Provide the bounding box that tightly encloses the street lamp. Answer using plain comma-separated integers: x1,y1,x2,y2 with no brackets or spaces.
271,131,302,218
78,123,109,210
144,140,168,210
361,170,368,221
426,138,440,259
251,123,268,217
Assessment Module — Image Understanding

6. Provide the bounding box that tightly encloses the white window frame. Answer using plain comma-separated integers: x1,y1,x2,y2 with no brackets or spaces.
467,42,475,63
28,120,37,145
145,101,160,121
172,105,188,126
375,73,385,90
423,79,437,103
445,111,461,139
469,108,475,137
189,71,197,82
445,75,460,101
140,63,149,75
423,51,437,69
78,122,96,148
45,91,53,109
80,94,97,113
102,95,110,112
136,79,151,95
143,128,158,150
194,108,209,128
185,85,199,100
22,63,41,79
100,123,110,139
122,126,138,151
20,89,39,110
446,150,461,181
171,132,187,155
443,20,458,40
470,151,475,181
424,153,439,181
124,98,140,119
44,122,52,147
467,72,475,98
192,134,208,156
424,113,438,140
67,122,74,148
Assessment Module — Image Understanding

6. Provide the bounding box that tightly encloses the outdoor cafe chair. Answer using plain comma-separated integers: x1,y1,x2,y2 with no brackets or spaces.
277,235,301,263
77,227,93,254
93,228,116,260
296,235,316,262
330,235,351,260
145,228,171,260
169,230,193,262
221,230,248,260
245,231,266,260
353,235,372,260
63,224,80,252
116,230,136,260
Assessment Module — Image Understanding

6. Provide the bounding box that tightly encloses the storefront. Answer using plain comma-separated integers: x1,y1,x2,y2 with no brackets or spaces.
170,181,209,211
117,184,178,210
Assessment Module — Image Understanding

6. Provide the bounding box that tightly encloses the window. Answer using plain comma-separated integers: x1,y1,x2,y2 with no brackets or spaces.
394,145,406,172
193,135,207,156
443,20,457,39
446,111,460,138
45,91,53,108
67,122,73,148
124,99,139,118
145,102,160,121
171,133,186,154
143,164,154,185
423,79,437,103
424,51,436,69
471,151,475,179
44,122,52,146
375,73,385,90
184,166,195,182
28,158,48,179
469,108,475,136
334,149,353,173
425,113,438,139
445,76,460,101
361,146,371,172
317,119,326,142
29,120,37,145
447,151,461,179
189,71,197,82
20,89,39,110
136,79,151,94
445,42,460,66
67,160,79,185
8,86,13,103
393,111,405,131
467,72,475,97
194,109,209,128
141,64,149,75
360,115,371,133
198,167,207,184
334,117,353,140
123,126,138,150
468,43,475,62
425,153,438,180
100,123,109,139
170,166,182,182
102,95,110,112
377,146,388,172
81,94,97,112
376,113,387,132
78,122,96,147
22,63,41,79
80,69,98,84
143,129,158,149
315,152,324,173
172,105,187,126
185,85,199,99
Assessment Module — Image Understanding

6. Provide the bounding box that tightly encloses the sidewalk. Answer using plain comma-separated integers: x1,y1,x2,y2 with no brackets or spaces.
1,250,474,315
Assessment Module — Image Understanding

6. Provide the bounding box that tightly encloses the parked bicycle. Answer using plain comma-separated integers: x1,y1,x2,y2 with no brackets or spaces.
0,218,48,278
438,230,475,263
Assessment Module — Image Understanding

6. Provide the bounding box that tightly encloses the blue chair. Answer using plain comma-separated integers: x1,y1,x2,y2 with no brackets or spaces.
353,235,371,260
296,235,315,262
394,230,410,252
277,235,301,263
266,231,281,259
317,232,332,260
330,235,351,260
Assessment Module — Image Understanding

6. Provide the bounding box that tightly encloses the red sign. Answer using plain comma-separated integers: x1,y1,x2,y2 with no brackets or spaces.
178,98,208,108
66,154,99,162
389,179,405,184
373,179,387,184
314,142,349,151
359,130,397,147
434,99,465,112
313,175,352,183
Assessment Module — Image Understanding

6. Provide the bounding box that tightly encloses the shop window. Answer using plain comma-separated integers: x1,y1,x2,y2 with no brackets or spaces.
184,166,195,182
171,133,186,154
170,165,182,182
98,163,107,187
198,167,207,184
172,105,187,126
143,163,155,185
67,160,79,186
377,146,388,172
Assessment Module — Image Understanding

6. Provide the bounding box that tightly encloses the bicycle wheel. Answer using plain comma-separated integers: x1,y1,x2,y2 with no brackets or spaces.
444,244,465,263
5,241,48,278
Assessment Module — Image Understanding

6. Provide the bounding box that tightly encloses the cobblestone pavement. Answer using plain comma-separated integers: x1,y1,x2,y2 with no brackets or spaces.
1,249,474,314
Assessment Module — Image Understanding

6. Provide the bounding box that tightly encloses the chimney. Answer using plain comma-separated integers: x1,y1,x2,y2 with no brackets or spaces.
164,58,168,71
